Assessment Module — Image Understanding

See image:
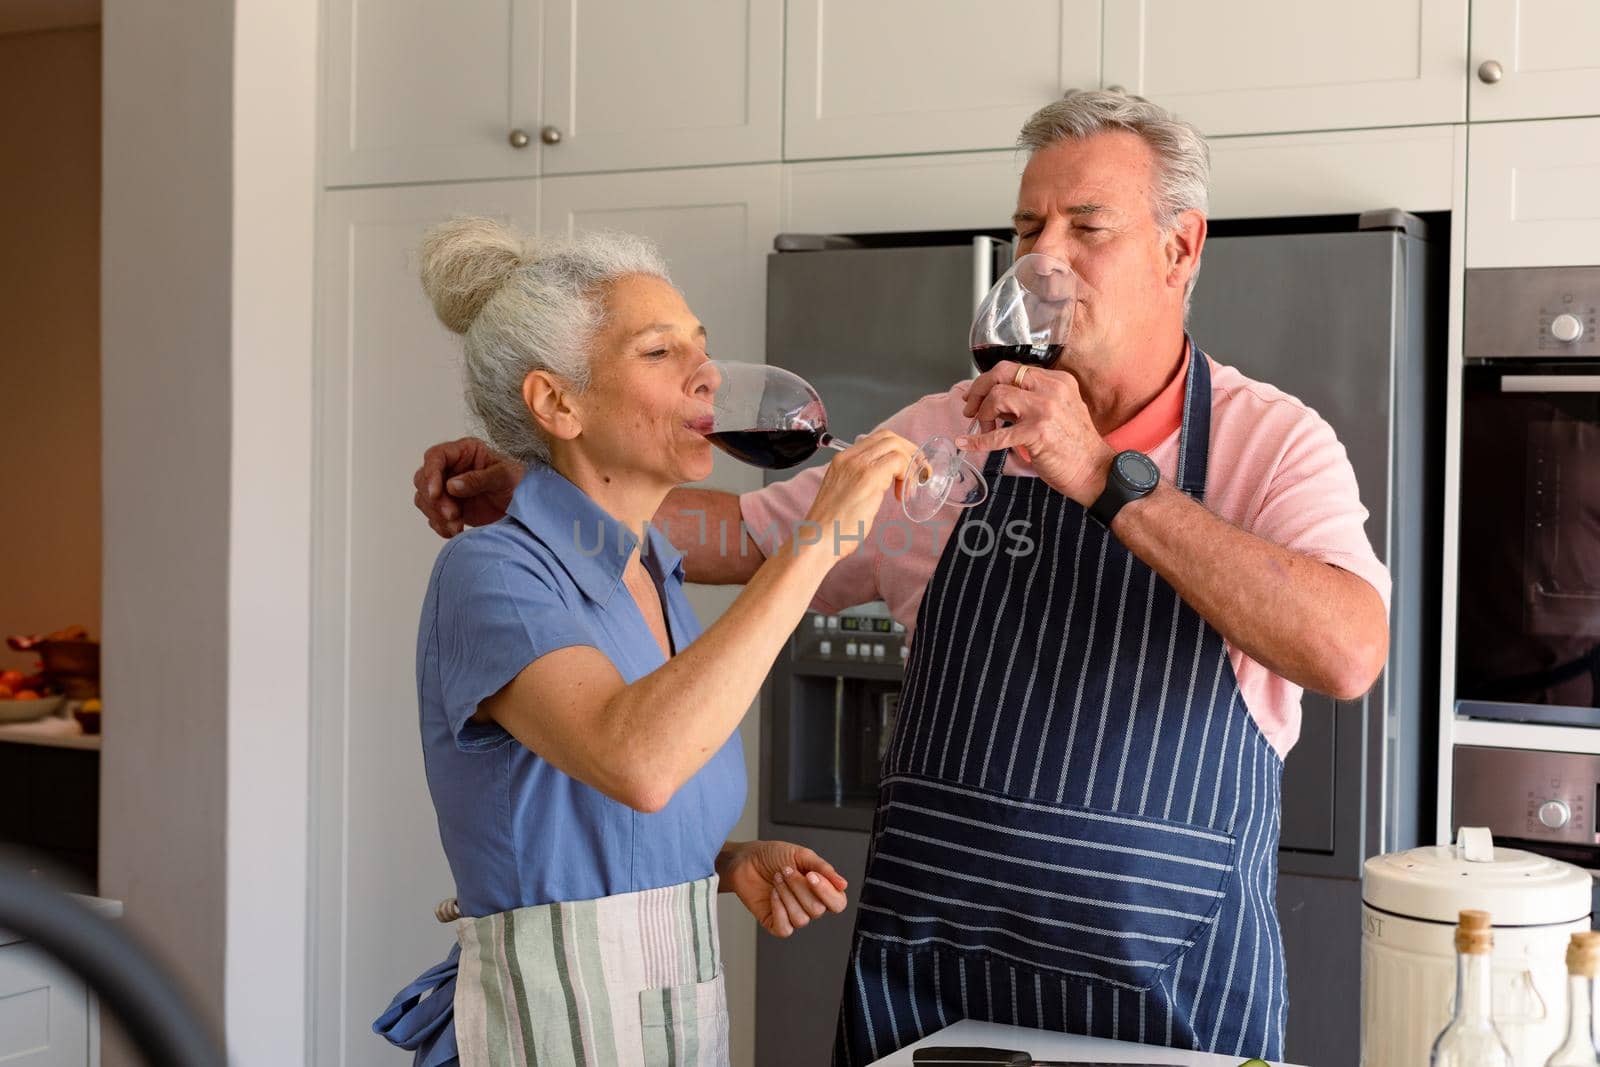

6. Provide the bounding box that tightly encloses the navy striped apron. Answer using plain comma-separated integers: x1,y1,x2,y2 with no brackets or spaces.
835,349,1286,1065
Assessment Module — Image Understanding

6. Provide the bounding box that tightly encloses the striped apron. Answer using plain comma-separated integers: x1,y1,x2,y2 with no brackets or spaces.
453,875,729,1066
835,349,1286,1064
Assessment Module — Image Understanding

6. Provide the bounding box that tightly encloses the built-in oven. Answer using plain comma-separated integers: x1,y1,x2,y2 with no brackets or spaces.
1457,266,1600,728
1454,746,1600,870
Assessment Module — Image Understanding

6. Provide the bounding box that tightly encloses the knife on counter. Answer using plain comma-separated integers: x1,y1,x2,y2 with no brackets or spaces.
912,1048,1178,1066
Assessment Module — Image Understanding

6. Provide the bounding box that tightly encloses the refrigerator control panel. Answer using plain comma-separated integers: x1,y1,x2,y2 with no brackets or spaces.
798,611,908,665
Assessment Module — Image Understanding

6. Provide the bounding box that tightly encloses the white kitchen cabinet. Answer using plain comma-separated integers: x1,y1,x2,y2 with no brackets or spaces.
323,0,782,187
311,179,537,1064
323,0,542,187
1469,0,1600,121
1466,117,1600,268
0,941,90,1066
1208,125,1459,220
783,151,1022,234
1102,0,1468,136
783,0,1101,160
540,0,782,174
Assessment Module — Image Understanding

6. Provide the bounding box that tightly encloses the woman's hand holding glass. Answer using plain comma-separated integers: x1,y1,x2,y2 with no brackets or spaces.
717,840,849,938
794,428,919,560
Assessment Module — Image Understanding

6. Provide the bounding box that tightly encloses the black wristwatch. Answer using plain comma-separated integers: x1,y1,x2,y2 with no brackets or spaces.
1089,450,1160,528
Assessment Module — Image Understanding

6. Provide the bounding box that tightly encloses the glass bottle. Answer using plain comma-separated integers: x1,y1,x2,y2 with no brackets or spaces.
1430,909,1513,1067
1545,930,1600,1067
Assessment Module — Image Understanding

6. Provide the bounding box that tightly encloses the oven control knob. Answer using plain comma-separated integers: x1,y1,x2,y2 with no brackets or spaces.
1538,799,1572,829
1551,313,1584,343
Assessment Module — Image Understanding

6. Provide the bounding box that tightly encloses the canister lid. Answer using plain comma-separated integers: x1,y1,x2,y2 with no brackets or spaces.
1362,828,1594,927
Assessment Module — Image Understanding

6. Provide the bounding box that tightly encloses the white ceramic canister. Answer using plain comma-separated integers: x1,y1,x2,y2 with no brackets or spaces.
1361,828,1593,1067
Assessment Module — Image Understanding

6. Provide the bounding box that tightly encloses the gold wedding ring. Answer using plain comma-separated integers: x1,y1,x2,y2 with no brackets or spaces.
1012,364,1030,388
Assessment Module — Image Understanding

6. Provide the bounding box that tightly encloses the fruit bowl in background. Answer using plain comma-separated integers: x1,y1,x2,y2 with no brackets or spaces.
6,628,100,699
0,694,65,724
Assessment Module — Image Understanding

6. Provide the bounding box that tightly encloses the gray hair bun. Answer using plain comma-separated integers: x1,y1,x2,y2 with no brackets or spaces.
419,216,530,335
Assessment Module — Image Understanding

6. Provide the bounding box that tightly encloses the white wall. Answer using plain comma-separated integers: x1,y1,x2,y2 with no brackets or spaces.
100,0,234,1055
227,0,317,1060
101,0,317,1062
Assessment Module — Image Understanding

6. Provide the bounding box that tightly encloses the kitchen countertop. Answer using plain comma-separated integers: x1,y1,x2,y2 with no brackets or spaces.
868,1020,1298,1066
0,715,100,751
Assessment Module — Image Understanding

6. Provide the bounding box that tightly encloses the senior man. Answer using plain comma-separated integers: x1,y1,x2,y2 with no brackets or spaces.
412,90,1390,1063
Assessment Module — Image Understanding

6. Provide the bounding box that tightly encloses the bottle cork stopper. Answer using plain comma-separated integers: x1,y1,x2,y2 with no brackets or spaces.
1456,909,1493,954
1568,931,1600,977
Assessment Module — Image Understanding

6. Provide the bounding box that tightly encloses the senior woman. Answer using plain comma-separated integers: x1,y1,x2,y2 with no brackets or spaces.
373,218,914,1067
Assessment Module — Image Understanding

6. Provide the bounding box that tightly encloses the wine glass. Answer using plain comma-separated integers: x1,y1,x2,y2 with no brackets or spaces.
695,360,959,523
695,359,848,469
900,252,1078,522
969,251,1078,372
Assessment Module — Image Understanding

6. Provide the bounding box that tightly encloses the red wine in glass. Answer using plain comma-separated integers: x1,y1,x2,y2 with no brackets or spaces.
971,343,1065,373
706,427,829,469
700,361,850,471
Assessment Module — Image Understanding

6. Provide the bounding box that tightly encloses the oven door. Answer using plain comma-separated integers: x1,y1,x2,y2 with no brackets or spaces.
1457,360,1600,725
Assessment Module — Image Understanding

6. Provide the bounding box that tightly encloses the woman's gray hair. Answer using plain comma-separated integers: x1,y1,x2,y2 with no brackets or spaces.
1017,89,1209,305
419,218,671,467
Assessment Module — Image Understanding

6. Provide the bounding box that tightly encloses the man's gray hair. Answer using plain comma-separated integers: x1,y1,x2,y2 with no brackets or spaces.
418,218,671,467
1018,89,1209,304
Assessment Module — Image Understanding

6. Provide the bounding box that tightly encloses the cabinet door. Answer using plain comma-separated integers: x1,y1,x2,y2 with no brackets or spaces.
1467,117,1600,268
0,943,88,1066
784,0,1101,160
1103,0,1467,136
1470,0,1600,121
540,0,782,174
311,181,538,1063
323,0,541,186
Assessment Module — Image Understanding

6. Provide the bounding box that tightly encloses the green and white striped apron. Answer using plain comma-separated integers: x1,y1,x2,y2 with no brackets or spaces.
451,874,728,1066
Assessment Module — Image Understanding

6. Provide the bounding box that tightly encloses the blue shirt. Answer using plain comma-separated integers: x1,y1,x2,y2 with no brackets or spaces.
417,464,747,917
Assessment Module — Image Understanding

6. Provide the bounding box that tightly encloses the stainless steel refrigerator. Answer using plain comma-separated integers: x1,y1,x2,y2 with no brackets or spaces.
754,214,1441,1067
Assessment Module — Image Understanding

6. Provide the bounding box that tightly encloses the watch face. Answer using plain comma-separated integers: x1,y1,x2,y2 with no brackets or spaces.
1114,451,1159,492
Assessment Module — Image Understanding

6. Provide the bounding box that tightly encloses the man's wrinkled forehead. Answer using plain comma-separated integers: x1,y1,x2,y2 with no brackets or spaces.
1014,133,1156,218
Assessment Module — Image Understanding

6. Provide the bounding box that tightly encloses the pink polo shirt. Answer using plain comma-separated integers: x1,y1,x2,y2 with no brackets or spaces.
739,351,1391,759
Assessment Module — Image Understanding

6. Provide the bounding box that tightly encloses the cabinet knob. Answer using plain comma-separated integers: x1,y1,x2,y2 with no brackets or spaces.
540,125,564,145
508,128,531,149
1477,60,1504,85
